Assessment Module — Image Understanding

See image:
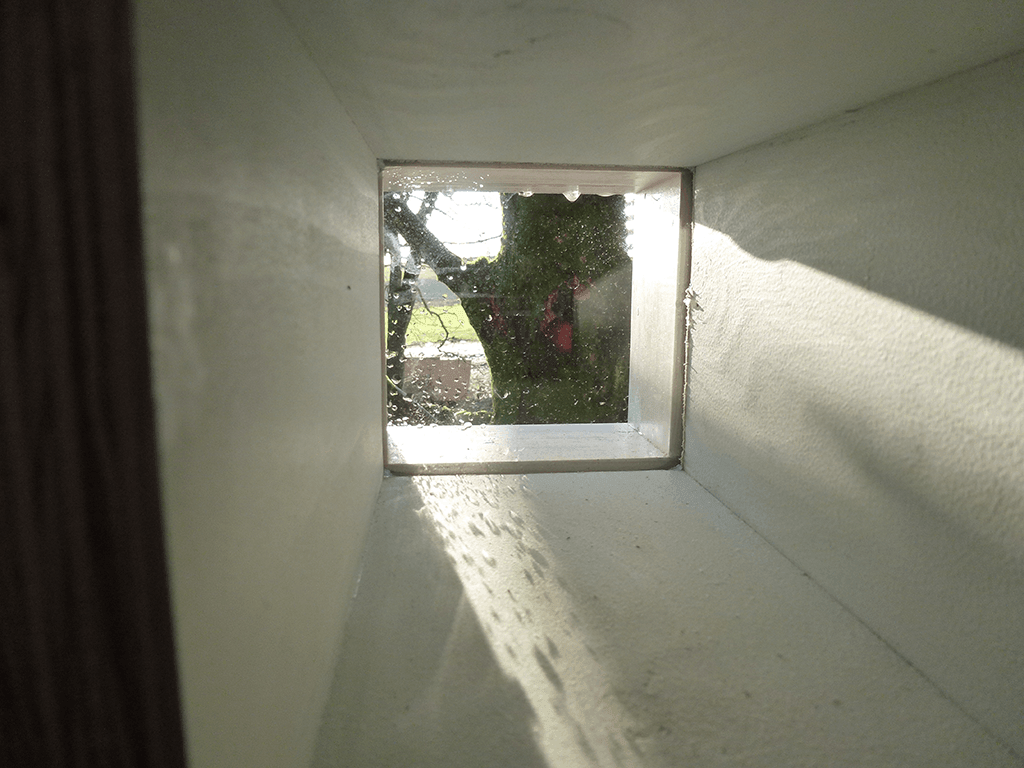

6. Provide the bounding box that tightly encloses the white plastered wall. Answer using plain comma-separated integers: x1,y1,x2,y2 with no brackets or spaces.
685,52,1024,754
134,1,382,766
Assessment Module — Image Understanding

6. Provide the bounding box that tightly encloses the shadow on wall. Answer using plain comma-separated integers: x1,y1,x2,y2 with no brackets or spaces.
686,226,1024,569
145,192,381,457
684,216,1024,750
310,479,547,768
694,52,1024,354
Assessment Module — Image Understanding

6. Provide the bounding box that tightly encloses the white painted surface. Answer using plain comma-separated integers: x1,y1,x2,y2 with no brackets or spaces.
387,423,674,475
380,164,680,195
128,1,1024,763
314,471,1020,767
278,0,1024,167
134,1,381,766
627,172,688,455
686,53,1024,755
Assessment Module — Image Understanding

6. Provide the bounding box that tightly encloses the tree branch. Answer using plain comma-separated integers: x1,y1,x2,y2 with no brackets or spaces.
383,193,484,296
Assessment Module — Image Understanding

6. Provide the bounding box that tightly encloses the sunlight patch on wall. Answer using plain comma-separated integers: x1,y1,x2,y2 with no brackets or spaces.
407,475,651,765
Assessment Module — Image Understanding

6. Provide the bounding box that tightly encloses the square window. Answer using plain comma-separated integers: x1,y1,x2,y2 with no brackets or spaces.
380,164,690,474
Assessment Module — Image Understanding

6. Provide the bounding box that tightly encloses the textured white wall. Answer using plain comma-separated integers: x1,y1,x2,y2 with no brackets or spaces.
134,1,382,766
686,52,1024,754
278,0,1024,168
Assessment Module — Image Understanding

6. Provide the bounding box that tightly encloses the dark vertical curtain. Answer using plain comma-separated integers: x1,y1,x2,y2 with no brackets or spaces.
0,0,187,766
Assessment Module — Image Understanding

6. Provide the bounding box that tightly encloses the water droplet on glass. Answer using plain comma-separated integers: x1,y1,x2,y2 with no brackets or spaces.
520,189,534,197
563,188,581,202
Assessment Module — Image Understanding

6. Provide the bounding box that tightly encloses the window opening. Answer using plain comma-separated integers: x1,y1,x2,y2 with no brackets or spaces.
381,165,690,474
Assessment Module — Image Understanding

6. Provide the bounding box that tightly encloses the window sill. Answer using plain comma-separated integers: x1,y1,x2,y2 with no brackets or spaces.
386,422,679,475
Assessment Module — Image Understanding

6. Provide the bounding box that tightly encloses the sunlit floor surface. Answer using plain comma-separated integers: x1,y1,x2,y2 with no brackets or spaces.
312,470,1020,768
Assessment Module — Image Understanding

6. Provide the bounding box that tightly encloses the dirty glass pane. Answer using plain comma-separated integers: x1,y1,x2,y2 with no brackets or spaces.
384,188,635,427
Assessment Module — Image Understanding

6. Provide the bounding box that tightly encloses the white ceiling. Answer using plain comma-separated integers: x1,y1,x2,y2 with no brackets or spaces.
279,0,1024,168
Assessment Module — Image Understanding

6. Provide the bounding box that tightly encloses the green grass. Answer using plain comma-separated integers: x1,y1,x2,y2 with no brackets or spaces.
388,302,480,345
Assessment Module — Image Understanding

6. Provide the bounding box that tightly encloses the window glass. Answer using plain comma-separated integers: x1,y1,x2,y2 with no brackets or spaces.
384,189,634,427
